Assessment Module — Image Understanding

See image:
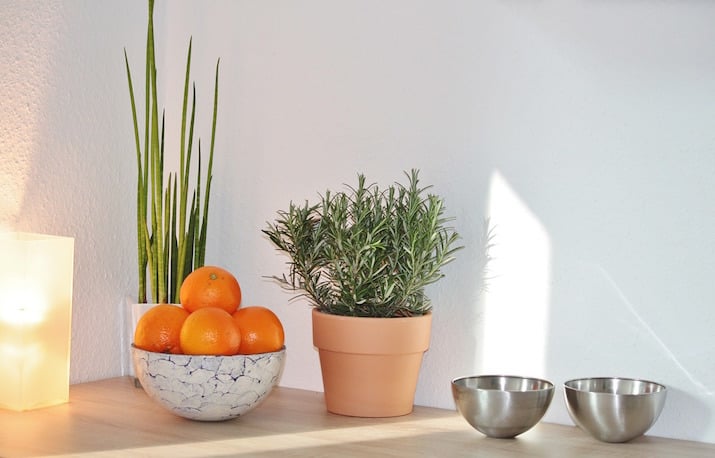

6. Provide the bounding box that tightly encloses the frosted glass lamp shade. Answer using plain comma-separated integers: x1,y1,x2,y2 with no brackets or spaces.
0,232,74,411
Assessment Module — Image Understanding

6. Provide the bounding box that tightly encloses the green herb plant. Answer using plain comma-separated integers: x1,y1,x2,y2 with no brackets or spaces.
125,0,219,304
263,170,463,317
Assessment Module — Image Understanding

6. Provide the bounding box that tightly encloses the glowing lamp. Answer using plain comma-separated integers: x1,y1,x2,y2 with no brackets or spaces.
0,232,74,411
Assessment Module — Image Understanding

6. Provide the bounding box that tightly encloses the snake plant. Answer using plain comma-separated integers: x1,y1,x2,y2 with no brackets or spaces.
125,0,219,303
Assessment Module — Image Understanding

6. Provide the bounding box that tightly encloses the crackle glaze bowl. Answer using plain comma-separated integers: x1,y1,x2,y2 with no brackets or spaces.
451,375,555,438
131,345,286,421
564,377,667,443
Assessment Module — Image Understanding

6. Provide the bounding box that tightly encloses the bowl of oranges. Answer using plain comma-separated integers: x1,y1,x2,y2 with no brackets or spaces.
131,266,286,421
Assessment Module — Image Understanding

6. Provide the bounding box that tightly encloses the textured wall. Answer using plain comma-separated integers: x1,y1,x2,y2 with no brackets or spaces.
2,0,715,444
0,0,142,382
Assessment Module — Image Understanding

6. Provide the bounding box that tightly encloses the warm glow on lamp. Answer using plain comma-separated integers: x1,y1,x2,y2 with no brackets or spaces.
0,232,74,411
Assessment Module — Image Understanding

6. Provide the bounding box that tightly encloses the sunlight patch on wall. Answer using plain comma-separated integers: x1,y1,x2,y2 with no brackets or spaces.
479,170,552,377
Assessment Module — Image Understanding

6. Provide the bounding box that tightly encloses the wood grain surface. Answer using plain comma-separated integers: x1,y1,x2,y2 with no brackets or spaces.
0,377,712,457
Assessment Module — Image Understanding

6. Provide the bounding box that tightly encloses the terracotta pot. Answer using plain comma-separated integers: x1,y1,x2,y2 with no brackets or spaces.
312,309,432,417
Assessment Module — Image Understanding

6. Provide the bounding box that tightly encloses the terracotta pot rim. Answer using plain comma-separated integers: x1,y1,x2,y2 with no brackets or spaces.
312,308,432,355
312,309,432,320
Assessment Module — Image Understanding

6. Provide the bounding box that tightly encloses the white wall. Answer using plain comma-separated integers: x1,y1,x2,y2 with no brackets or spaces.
2,0,714,444
1,1,142,381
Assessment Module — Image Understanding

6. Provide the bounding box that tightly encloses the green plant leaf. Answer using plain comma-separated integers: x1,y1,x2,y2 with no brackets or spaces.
126,0,219,304
263,170,468,317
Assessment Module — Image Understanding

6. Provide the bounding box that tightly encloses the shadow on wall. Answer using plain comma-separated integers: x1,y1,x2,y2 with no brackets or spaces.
416,164,494,401
663,387,712,439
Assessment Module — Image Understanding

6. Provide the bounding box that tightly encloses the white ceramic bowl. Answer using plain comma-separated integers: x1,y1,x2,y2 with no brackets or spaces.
131,345,286,421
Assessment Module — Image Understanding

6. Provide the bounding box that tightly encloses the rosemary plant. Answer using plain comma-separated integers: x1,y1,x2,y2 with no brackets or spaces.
125,0,218,303
263,170,463,317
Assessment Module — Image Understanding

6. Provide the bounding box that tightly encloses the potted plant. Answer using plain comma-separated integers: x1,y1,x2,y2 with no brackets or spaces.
263,170,463,417
125,0,219,306
123,0,220,379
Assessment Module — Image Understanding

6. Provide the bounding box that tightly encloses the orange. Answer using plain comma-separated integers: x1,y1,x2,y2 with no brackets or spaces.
179,307,241,356
180,265,242,314
232,306,285,354
134,304,190,354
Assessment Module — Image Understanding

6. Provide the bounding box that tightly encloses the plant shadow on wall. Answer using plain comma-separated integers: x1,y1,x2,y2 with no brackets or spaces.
263,170,492,417
124,0,220,305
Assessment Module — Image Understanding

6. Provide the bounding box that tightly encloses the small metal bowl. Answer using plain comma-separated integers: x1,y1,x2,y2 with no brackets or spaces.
451,375,555,438
564,377,667,443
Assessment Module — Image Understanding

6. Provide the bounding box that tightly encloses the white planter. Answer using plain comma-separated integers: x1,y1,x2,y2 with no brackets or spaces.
122,299,154,377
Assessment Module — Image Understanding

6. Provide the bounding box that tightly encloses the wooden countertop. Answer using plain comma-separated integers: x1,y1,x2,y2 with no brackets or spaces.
0,377,712,457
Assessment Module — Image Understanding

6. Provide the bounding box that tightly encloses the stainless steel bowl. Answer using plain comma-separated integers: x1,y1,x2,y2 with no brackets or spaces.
451,375,555,438
564,377,667,443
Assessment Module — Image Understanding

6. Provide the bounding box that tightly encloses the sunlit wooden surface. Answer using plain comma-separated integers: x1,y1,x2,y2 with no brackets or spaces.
0,377,713,457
